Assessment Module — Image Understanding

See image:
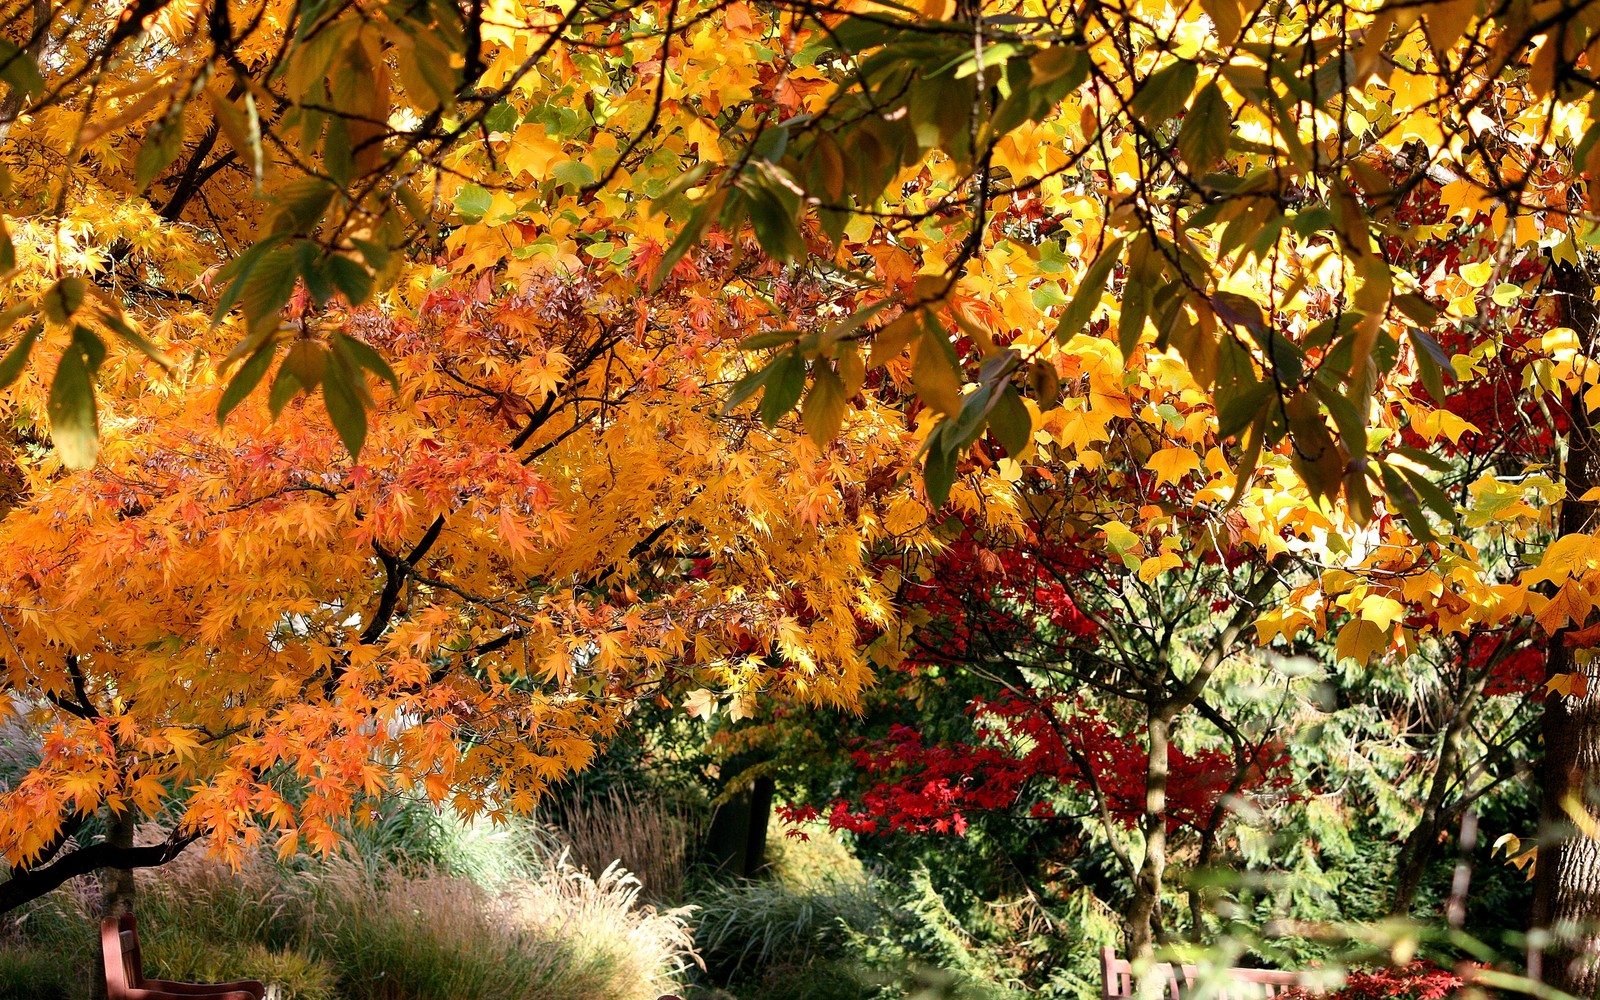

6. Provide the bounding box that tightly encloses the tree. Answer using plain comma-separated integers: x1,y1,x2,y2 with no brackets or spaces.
8,0,1600,988
0,239,928,912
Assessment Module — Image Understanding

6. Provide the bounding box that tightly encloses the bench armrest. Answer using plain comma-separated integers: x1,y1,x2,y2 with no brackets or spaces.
141,981,265,1000
124,990,260,1000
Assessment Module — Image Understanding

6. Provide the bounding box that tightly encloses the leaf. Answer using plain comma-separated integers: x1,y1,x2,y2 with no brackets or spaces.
97,307,174,371
211,235,292,324
268,366,302,419
135,117,186,192
912,326,963,416
283,339,328,391
1130,59,1198,124
682,688,717,722
455,183,493,221
744,181,806,262
869,311,923,368
0,320,37,388
322,349,369,457
1177,82,1231,173
988,386,1032,457
0,217,13,274
1054,237,1124,341
0,39,44,98
48,329,102,469
1147,447,1201,486
1407,327,1455,403
650,191,724,293
802,364,847,443
217,342,277,424
326,254,375,306
757,348,806,426
332,331,398,389
42,277,88,325
241,245,301,335
922,424,958,509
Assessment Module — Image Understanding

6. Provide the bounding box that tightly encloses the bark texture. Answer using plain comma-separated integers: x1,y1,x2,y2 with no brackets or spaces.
1534,257,1600,998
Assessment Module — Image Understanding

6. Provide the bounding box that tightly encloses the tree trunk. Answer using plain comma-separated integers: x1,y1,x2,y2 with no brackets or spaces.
92,810,138,1000
1533,256,1600,997
1391,659,1486,915
1129,713,1170,960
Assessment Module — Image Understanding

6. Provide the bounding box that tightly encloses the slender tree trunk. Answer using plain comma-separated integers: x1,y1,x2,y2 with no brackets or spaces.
1391,663,1486,915
1129,712,1170,960
1533,257,1600,997
99,809,137,918
92,810,138,1000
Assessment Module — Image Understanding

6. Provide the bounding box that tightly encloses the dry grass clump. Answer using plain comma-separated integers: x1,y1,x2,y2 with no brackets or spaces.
553,788,704,903
0,816,699,1000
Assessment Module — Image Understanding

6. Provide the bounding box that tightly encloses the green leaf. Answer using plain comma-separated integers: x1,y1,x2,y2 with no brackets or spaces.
722,363,774,416
1378,461,1437,545
922,424,957,509
42,277,88,325
211,235,292,324
1396,463,1460,527
135,118,186,192
651,190,725,294
484,102,520,133
268,366,302,419
240,245,301,335
758,348,806,425
0,320,38,389
1054,237,1125,341
1408,327,1451,403
322,351,370,458
0,39,44,97
988,385,1031,457
324,116,354,186
0,217,14,274
1130,59,1198,124
552,160,596,190
326,254,375,306
740,330,799,351
217,341,277,424
1177,81,1230,173
269,179,338,236
744,182,806,262
332,331,398,389
454,183,493,222
48,329,102,469
98,308,174,370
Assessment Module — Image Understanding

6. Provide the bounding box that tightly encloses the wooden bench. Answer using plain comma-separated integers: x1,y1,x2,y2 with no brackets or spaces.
1102,947,1304,1000
102,913,266,1000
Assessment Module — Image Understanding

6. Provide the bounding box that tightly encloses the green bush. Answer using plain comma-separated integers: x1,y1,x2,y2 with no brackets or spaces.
145,941,337,1000
692,876,895,978
0,946,83,1000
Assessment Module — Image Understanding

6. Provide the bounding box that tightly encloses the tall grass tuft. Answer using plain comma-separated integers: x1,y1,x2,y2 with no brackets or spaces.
0,810,698,1000
553,788,703,903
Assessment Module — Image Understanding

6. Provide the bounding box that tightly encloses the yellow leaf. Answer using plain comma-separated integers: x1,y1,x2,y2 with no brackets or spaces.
1146,447,1201,487
912,329,964,417
1525,534,1600,586
506,125,564,178
1357,594,1405,631
682,688,717,721
1138,552,1182,582
1335,618,1391,665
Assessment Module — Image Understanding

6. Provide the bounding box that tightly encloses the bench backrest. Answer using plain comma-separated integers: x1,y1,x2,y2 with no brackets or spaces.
102,913,146,997
1102,947,1303,1000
